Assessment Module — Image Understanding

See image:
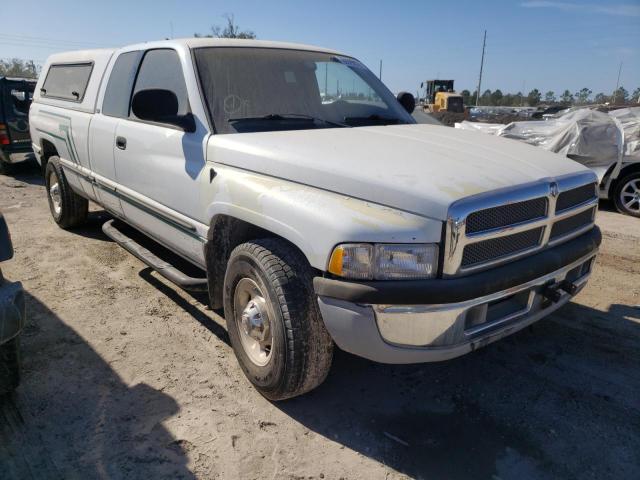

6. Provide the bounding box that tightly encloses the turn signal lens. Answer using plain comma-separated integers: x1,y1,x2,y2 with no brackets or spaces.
328,244,373,279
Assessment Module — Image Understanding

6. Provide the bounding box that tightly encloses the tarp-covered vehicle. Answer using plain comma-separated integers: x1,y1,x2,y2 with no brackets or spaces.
456,107,640,217
0,76,37,173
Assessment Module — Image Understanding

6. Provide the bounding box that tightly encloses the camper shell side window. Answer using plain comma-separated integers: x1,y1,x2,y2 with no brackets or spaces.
41,63,94,102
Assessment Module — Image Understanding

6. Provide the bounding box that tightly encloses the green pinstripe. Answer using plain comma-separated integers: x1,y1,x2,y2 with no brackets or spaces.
37,115,206,243
36,114,79,164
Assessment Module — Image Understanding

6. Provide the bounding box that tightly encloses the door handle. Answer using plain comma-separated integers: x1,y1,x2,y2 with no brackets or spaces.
116,136,127,150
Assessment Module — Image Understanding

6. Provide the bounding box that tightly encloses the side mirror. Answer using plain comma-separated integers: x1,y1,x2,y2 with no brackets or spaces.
397,91,415,114
131,89,196,132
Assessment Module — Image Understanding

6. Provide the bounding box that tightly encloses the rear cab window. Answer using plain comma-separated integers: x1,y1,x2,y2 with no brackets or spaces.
101,49,189,124
102,51,143,118
41,63,93,102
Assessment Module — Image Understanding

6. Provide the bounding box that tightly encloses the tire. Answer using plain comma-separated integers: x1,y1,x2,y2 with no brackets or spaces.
223,238,333,400
0,338,20,396
45,157,88,228
613,172,640,218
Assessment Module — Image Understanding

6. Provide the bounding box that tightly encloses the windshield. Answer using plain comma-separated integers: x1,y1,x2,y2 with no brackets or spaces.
194,47,415,134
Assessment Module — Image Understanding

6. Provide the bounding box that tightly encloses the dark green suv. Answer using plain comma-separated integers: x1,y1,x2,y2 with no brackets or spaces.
0,76,37,172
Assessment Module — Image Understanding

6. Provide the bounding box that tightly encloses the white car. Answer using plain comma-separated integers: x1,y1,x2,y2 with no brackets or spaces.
29,39,601,399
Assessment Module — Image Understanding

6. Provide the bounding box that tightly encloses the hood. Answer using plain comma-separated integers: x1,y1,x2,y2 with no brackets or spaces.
207,124,590,220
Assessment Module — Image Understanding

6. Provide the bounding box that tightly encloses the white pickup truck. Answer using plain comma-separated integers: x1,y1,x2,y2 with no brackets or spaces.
29,39,601,399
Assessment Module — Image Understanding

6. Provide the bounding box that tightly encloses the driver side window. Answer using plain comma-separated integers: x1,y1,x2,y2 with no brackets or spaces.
132,49,190,119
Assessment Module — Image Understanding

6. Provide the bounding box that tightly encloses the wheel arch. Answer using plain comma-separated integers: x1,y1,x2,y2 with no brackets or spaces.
204,213,316,310
609,162,640,198
39,139,59,177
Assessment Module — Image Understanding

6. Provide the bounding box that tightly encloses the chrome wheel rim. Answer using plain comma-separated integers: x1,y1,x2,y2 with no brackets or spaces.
48,172,62,216
233,278,273,366
620,179,640,214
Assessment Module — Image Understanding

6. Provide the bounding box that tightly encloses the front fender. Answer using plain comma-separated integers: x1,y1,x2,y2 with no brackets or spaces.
203,166,442,271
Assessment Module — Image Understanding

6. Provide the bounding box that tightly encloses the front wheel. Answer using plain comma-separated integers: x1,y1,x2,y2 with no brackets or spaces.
613,172,640,218
223,239,334,400
45,157,88,228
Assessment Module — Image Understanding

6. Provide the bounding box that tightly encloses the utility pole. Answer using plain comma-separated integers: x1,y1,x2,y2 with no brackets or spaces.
475,30,486,106
379,60,382,80
613,61,623,104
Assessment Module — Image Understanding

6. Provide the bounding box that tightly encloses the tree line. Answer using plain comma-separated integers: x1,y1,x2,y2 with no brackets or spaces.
460,86,640,107
194,14,256,39
0,58,40,79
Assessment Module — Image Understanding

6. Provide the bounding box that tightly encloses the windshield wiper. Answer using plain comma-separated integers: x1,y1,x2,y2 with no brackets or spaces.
228,113,350,128
343,114,406,125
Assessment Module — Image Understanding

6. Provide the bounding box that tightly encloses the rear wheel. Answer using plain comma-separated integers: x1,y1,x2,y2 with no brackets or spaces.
613,172,640,218
0,338,20,396
223,238,333,400
45,157,88,228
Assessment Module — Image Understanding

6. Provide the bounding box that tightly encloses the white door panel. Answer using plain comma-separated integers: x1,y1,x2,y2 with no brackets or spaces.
88,114,123,214
111,47,208,261
114,120,206,261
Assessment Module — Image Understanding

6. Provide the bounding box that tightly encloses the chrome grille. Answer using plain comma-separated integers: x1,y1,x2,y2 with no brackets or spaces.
462,227,544,266
550,207,596,240
555,183,597,212
466,198,547,234
443,172,598,278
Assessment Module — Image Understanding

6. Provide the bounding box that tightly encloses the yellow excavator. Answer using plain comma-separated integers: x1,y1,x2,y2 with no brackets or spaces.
421,80,466,125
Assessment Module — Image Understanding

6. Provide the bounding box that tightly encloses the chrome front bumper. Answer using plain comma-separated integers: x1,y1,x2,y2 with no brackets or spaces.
318,252,596,364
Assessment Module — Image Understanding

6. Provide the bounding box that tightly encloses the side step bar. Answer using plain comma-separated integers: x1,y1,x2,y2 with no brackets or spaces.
102,219,208,292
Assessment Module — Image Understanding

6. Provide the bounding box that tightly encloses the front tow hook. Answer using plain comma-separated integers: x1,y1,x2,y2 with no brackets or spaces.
559,279,579,295
542,284,563,303
542,280,579,303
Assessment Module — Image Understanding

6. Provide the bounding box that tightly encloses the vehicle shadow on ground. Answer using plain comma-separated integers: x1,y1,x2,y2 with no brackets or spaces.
68,210,114,241
278,301,640,480
57,207,639,478
0,291,195,480
59,210,228,345
0,161,43,186
116,224,639,479
598,198,617,213
138,267,229,346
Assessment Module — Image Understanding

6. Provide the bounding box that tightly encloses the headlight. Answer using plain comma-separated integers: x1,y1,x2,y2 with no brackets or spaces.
328,243,438,280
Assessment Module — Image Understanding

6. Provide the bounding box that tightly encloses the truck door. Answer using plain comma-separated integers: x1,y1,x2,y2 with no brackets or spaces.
89,51,143,215
113,48,207,262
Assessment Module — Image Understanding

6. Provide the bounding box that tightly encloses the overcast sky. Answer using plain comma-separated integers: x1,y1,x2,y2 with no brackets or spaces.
1,0,638,96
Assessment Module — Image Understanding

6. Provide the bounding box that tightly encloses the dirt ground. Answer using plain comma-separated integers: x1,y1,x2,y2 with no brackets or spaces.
1,163,639,480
